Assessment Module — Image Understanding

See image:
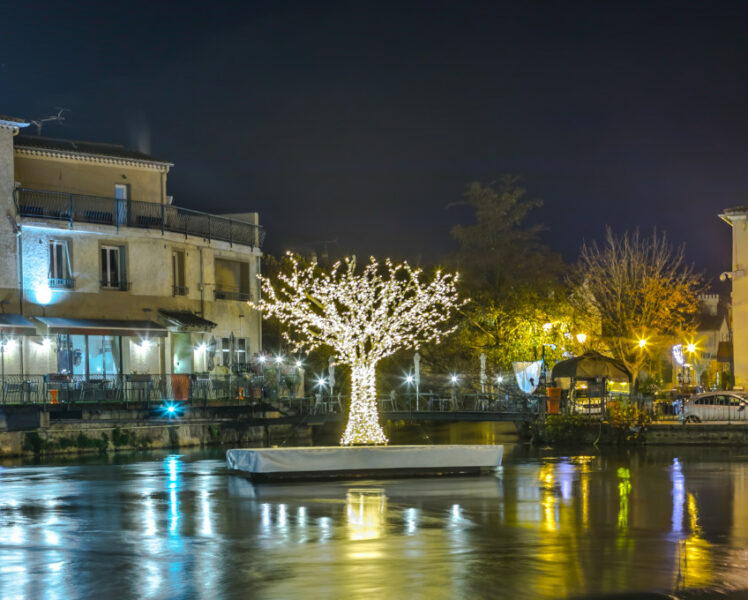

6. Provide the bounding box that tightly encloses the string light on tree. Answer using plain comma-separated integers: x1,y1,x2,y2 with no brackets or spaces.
251,253,465,445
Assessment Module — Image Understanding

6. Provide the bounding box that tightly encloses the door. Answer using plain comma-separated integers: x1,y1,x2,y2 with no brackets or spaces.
115,184,129,226
171,333,193,374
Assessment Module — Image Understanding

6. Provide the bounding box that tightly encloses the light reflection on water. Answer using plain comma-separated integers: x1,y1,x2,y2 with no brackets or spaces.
3,448,748,598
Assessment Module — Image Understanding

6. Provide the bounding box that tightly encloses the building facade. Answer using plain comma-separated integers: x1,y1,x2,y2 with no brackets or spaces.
0,116,264,383
719,207,747,385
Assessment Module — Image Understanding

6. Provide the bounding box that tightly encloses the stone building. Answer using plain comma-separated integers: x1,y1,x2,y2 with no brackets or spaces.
0,115,264,382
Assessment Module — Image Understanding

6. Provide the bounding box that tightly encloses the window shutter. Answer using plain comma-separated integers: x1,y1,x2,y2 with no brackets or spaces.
119,246,127,290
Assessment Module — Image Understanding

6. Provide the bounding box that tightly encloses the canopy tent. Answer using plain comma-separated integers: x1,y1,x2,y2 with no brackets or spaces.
551,351,630,383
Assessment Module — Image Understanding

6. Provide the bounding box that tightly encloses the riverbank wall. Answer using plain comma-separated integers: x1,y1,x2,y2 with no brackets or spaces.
0,404,312,457
534,417,748,446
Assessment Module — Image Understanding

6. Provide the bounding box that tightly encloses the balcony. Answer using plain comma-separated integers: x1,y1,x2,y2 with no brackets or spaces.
15,188,265,249
48,277,75,290
214,286,251,302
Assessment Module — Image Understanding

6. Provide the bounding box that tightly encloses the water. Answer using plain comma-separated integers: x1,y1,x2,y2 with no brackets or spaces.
3,433,748,598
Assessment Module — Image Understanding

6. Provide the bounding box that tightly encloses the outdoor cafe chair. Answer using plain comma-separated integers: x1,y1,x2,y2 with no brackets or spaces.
328,393,343,413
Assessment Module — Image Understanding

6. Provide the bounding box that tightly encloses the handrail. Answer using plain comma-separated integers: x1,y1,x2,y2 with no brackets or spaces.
14,188,265,249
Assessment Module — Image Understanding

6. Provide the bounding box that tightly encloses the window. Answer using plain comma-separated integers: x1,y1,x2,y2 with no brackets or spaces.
214,258,250,301
48,241,73,288
101,245,126,290
172,250,187,295
220,337,231,366
235,338,247,366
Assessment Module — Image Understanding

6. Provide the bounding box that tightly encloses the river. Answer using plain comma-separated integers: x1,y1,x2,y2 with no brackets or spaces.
2,424,748,599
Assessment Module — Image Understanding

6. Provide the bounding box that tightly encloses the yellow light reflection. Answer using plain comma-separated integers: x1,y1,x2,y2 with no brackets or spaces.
539,463,558,532
346,489,386,541
617,467,631,532
675,493,712,590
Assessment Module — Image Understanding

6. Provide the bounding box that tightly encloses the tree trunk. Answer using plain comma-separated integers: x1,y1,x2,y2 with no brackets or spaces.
340,361,388,445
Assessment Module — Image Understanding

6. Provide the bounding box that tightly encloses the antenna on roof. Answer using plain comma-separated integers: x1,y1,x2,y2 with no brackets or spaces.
29,108,69,135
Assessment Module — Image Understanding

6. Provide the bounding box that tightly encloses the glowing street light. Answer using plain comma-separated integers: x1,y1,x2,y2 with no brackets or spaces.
449,374,459,384
258,355,267,364
576,333,587,344
686,343,696,354
295,360,303,368
638,338,647,349
405,374,414,385
274,355,284,365
496,375,504,384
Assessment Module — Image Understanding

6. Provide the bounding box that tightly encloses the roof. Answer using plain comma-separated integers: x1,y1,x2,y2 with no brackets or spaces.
14,135,172,166
35,317,167,337
0,314,37,335
157,310,217,333
0,115,29,130
0,115,27,124
551,351,630,382
697,313,727,332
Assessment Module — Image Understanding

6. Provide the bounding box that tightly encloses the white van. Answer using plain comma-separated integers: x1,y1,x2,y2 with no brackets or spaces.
680,391,748,423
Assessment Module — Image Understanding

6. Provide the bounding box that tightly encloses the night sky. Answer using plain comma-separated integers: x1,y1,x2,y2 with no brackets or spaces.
4,1,748,280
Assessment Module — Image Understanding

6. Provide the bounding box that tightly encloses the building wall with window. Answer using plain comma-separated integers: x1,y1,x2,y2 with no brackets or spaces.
14,150,168,203
0,121,264,380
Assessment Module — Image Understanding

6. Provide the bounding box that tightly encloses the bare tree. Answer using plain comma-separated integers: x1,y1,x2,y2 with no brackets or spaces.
571,228,701,392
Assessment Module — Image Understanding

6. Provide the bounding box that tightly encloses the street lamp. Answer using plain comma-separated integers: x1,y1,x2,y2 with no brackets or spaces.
576,333,587,345
638,338,647,349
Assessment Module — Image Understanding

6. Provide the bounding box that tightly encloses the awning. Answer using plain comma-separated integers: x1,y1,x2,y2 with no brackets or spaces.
0,314,37,336
551,351,630,383
717,341,733,363
35,317,168,338
157,309,217,333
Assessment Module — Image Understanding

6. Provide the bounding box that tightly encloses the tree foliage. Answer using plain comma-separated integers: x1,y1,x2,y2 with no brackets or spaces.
570,228,702,387
426,176,586,374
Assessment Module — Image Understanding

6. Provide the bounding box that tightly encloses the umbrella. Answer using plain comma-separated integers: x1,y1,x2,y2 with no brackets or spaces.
480,353,487,393
328,356,336,392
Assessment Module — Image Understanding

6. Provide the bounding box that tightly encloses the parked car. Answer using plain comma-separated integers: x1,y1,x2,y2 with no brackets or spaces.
680,391,748,423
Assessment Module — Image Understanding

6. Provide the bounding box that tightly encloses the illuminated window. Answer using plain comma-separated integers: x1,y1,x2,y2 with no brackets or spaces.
48,240,73,288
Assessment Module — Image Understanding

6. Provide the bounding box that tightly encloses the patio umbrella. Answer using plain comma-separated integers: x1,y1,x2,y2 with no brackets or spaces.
513,361,542,394
480,352,486,393
328,356,336,393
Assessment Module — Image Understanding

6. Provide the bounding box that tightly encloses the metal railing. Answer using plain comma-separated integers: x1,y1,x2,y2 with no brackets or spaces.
15,188,265,249
214,286,251,301
0,373,262,407
48,277,75,289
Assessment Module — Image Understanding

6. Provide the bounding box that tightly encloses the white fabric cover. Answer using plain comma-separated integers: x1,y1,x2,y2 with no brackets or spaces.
226,445,503,475
513,360,542,394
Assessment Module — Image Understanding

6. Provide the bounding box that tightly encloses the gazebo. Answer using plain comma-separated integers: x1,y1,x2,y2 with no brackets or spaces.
550,352,630,415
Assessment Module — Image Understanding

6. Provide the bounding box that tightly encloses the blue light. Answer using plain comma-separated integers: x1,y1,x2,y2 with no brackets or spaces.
34,283,52,305
160,401,183,419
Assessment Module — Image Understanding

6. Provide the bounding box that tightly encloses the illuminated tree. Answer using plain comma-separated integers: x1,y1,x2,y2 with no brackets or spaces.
251,254,464,445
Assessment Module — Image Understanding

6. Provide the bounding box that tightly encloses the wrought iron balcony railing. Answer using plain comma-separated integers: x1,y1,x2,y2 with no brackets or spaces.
48,277,75,289
214,286,251,302
15,188,265,249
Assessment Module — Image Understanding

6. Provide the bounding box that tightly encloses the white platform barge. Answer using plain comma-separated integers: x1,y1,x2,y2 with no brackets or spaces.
226,445,503,482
